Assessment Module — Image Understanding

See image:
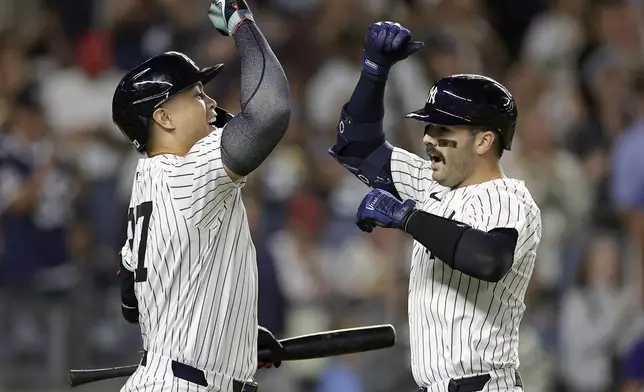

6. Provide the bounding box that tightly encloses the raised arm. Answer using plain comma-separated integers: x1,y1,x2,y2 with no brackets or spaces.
168,1,290,229
328,21,426,202
216,4,290,181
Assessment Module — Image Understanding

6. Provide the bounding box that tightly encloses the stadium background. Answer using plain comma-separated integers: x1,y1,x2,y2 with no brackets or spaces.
1,0,644,391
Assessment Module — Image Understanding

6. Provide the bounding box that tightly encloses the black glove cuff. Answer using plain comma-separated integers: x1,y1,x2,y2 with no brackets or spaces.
398,201,418,230
362,56,390,81
402,207,419,231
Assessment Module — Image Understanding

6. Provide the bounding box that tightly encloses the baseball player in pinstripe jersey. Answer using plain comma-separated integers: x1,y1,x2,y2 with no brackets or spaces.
110,1,290,391
329,22,542,392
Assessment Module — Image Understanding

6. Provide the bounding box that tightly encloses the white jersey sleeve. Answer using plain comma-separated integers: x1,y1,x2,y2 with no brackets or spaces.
390,147,433,202
461,180,541,256
167,129,245,230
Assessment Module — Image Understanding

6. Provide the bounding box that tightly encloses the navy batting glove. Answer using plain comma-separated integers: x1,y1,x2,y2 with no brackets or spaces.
356,189,417,232
362,21,424,81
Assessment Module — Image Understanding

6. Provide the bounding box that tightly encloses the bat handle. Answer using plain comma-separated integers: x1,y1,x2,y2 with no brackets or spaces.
69,365,138,387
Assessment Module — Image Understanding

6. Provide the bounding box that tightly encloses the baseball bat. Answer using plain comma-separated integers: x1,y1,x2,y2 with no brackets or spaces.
69,324,396,387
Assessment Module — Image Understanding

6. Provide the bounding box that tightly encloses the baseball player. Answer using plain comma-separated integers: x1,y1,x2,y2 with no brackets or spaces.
111,1,290,391
329,22,542,392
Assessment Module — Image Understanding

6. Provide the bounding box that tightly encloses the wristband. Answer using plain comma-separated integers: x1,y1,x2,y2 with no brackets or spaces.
230,10,254,35
362,55,390,81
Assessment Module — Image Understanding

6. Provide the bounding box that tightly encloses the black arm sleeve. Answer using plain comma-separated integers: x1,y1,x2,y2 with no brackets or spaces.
220,21,290,176
346,71,386,123
404,210,518,282
120,261,139,324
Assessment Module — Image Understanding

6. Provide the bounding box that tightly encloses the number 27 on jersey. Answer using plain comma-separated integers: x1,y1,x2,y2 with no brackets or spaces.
127,201,153,282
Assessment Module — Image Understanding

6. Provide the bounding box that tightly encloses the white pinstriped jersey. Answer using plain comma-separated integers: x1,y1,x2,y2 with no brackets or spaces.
391,147,542,391
120,128,258,391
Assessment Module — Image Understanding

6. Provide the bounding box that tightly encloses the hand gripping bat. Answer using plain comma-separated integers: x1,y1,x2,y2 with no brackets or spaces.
68,324,396,387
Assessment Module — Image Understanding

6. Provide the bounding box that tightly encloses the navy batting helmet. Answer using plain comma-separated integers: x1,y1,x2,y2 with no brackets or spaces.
112,51,233,153
405,74,517,150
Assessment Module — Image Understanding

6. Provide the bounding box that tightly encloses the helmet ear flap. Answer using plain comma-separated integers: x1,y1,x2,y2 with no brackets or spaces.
503,121,516,151
213,107,234,128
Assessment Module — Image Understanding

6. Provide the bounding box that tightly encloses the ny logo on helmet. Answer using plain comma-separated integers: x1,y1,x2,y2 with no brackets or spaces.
427,86,438,104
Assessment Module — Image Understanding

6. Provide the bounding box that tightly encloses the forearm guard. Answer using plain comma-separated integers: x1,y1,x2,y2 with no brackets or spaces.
328,106,398,195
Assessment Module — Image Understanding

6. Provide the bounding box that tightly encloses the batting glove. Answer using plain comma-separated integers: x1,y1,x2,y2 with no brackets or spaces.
257,326,285,368
362,21,424,81
208,0,254,36
356,189,417,232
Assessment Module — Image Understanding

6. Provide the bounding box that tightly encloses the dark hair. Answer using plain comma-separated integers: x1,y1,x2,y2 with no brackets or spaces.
468,127,504,158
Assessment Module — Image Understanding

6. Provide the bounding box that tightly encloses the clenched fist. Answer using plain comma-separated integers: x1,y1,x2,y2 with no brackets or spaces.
362,21,424,81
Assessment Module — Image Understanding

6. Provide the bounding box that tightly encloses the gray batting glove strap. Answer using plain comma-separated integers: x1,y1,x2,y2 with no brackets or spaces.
208,0,254,36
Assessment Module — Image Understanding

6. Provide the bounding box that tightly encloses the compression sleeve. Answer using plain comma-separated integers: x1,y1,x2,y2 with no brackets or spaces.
346,71,386,123
221,21,290,176
404,210,517,282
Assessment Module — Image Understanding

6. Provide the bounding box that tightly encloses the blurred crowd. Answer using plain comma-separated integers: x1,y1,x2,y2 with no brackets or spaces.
1,0,644,391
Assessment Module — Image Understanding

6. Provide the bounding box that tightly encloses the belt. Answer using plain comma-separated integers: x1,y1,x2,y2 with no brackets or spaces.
141,351,259,392
418,371,523,392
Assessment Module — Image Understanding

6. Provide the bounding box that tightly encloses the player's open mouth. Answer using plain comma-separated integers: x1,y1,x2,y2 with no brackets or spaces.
428,152,444,163
428,153,444,170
